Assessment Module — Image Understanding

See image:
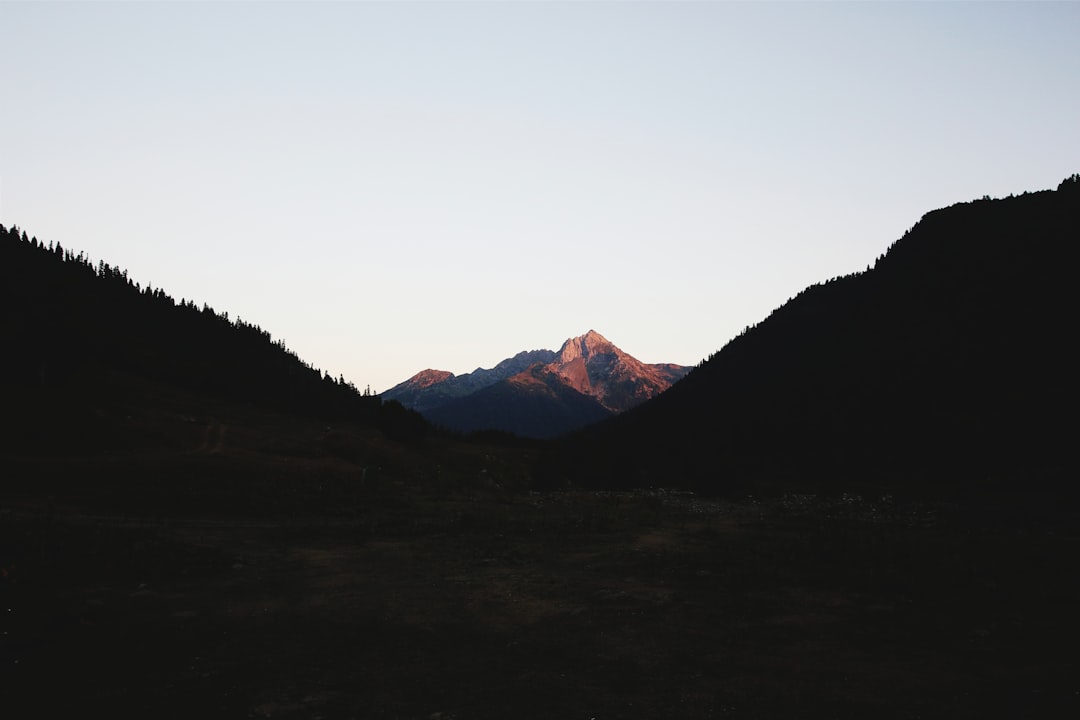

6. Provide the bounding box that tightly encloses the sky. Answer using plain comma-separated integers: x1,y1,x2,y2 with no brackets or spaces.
2,1,1078,393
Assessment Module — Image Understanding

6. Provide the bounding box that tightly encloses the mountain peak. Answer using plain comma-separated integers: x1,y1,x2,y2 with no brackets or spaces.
384,330,690,436
547,330,690,412
403,369,454,390
557,329,616,364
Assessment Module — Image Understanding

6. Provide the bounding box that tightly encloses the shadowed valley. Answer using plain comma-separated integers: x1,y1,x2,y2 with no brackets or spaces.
2,177,1078,719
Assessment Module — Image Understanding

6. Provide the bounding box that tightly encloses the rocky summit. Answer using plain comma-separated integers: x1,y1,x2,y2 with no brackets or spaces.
382,331,689,438
545,330,691,413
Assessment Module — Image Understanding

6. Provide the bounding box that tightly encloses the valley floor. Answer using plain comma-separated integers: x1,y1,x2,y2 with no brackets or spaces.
3,477,1078,719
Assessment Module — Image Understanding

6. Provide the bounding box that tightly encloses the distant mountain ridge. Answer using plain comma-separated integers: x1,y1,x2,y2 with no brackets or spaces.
384,349,558,414
384,331,690,437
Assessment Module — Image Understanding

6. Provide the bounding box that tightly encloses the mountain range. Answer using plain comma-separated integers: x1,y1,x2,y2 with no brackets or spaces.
4,174,1077,499
383,330,690,438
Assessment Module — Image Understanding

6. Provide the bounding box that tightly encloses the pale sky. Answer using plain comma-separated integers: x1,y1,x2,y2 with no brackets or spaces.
3,1,1078,393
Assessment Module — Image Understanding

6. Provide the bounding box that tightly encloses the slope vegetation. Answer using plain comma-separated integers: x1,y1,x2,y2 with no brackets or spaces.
0,225,429,453
548,176,1079,497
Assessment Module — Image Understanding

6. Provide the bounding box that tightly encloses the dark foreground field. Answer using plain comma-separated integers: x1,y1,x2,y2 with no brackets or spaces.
2,395,1078,719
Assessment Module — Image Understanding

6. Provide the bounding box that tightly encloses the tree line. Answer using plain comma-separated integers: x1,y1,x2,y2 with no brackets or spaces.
0,224,427,440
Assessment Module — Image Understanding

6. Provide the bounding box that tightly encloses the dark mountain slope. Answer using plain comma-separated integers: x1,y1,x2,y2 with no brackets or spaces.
0,225,429,453
425,364,612,439
547,176,1079,497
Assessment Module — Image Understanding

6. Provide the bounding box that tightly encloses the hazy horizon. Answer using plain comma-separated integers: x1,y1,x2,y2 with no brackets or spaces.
3,1,1078,393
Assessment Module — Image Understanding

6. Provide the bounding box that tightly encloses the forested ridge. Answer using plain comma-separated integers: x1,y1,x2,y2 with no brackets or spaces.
548,175,1080,497
0,224,428,449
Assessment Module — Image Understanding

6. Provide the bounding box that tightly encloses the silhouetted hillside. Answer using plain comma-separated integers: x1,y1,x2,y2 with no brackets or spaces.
547,176,1080,497
0,225,429,452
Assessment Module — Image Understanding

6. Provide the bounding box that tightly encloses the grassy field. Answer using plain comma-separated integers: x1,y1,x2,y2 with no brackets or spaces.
2,396,1078,718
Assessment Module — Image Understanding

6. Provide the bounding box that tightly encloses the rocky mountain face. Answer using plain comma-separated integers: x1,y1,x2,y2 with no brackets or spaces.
382,331,690,437
544,330,691,413
382,349,556,414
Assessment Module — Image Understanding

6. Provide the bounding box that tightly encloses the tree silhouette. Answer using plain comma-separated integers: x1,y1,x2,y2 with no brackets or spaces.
545,175,1079,499
0,223,430,446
